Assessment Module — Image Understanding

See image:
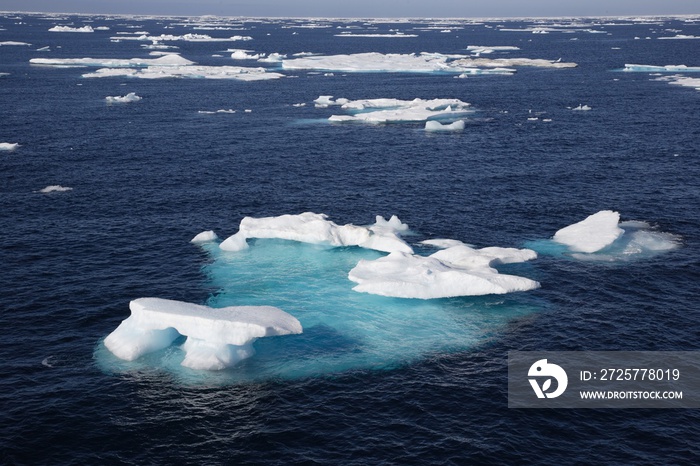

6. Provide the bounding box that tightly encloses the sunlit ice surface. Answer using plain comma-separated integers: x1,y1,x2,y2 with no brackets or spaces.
96,238,541,384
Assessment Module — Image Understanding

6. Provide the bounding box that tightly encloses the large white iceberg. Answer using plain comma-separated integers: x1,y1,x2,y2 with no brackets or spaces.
104,298,302,370
348,241,539,299
220,212,412,254
317,97,473,124
553,210,624,253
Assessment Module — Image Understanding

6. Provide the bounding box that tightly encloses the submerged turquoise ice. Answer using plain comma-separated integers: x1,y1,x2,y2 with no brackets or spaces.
98,238,541,383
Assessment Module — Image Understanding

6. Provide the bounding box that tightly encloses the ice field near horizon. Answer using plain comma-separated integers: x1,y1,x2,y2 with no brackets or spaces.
2,11,700,465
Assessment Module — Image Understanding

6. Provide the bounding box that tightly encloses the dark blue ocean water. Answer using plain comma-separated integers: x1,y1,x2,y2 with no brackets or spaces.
2,13,700,465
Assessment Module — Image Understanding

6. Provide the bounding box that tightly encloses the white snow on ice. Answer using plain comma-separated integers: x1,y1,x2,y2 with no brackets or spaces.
0,41,32,46
104,297,302,370
220,212,413,254
623,64,700,72
348,240,539,299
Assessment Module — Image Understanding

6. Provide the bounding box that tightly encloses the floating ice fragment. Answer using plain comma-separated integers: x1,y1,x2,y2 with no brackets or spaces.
220,212,413,254
425,120,465,132
348,242,539,299
105,92,142,103
282,52,574,74
37,185,73,193
322,97,473,124
0,142,20,151
31,54,195,68
230,49,261,59
623,64,700,72
191,230,219,243
0,41,32,46
553,210,624,253
104,297,302,370
571,104,591,111
49,25,94,33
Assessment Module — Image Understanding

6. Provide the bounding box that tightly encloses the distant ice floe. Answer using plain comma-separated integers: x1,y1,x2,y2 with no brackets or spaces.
104,298,302,370
571,104,592,111
49,25,94,33
658,34,700,40
30,54,284,81
220,212,412,254
110,33,252,42
230,49,261,60
0,142,20,151
0,41,32,46
466,45,520,55
198,109,236,114
105,92,142,103
529,210,681,261
37,185,73,193
349,240,539,299
623,64,700,72
314,96,473,124
655,75,700,91
282,52,575,75
334,32,418,38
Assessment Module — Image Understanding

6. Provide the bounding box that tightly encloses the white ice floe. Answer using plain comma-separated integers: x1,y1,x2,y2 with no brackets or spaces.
49,25,94,33
191,230,219,243
83,65,284,81
319,97,473,125
282,52,575,74
0,142,20,151
105,92,142,103
104,297,302,370
466,45,520,55
654,74,700,91
0,41,32,46
425,120,465,132
553,210,624,253
571,104,592,111
658,34,700,39
230,49,261,60
198,109,236,114
30,54,195,68
37,185,73,193
348,240,539,299
623,64,700,72
334,32,418,38
111,33,253,42
220,212,413,254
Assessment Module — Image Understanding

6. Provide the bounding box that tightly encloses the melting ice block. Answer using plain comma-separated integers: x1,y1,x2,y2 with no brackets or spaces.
425,120,465,132
220,212,413,254
191,230,218,243
104,298,302,370
321,97,473,124
0,142,20,151
348,242,539,299
553,210,624,253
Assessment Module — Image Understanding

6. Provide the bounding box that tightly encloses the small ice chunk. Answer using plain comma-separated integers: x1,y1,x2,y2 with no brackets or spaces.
425,120,465,132
0,142,20,151
105,92,142,103
38,185,73,193
49,25,94,33
553,210,624,253
191,230,218,243
104,297,302,370
571,104,591,111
